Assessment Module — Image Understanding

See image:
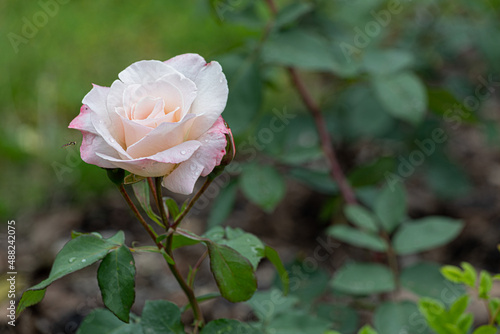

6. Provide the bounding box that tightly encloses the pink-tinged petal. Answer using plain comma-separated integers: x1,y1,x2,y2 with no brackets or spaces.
82,84,110,118
126,114,196,159
187,61,229,140
164,53,207,82
118,60,177,85
96,140,201,177
69,105,98,134
162,116,229,195
79,131,119,169
70,104,129,165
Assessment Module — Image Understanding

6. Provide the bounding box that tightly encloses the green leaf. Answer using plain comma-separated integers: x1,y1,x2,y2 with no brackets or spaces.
401,262,465,305
207,181,238,228
393,217,464,255
107,231,125,245
282,261,329,303
327,225,387,252
247,288,298,322
460,262,477,288
374,301,431,334
262,29,341,73
456,314,474,333
418,298,447,334
164,198,179,220
239,164,286,213
373,183,406,233
201,319,260,334
76,308,138,334
441,265,464,283
344,205,379,233
205,227,265,270
207,243,257,302
448,295,469,324
140,300,185,334
221,227,265,270
362,49,414,75
316,304,359,333
18,233,122,314
473,325,498,334
347,157,396,188
265,310,331,334
331,262,395,295
264,245,289,295
97,245,136,322
358,325,378,334
171,232,202,251
123,173,146,185
372,71,428,124
132,180,163,227
16,289,46,316
218,54,262,135
274,2,313,29
488,298,500,325
289,168,337,194
479,270,493,299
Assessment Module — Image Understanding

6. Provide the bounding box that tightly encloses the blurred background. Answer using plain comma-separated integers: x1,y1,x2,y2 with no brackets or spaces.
1,0,500,333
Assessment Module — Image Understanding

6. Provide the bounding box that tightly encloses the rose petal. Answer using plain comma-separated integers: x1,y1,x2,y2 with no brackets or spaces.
70,104,130,164
164,53,207,82
96,140,201,177
133,97,163,120
162,116,229,195
82,84,109,118
118,60,177,85
69,104,98,134
126,113,196,159
83,83,126,149
187,61,228,140
120,114,154,148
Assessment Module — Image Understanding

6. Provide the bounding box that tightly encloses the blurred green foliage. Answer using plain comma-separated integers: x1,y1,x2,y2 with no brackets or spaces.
2,0,500,221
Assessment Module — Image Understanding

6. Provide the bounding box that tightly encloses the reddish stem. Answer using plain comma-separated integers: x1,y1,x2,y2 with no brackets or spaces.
288,68,357,205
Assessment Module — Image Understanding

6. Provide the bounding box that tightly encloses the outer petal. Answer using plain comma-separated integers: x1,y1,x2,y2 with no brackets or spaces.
83,83,126,149
96,140,201,177
162,116,229,195
187,61,229,140
164,53,207,82
69,104,98,134
69,105,118,168
118,60,177,85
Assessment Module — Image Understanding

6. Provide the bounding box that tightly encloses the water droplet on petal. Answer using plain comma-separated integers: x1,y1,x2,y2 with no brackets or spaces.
190,164,197,171
98,120,104,124
81,259,86,263
69,257,77,263
180,150,186,155
110,138,115,143
195,153,202,158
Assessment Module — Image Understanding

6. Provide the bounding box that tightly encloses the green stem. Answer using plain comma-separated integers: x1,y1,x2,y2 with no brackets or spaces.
153,178,205,331
154,177,170,227
172,178,214,229
118,184,159,243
